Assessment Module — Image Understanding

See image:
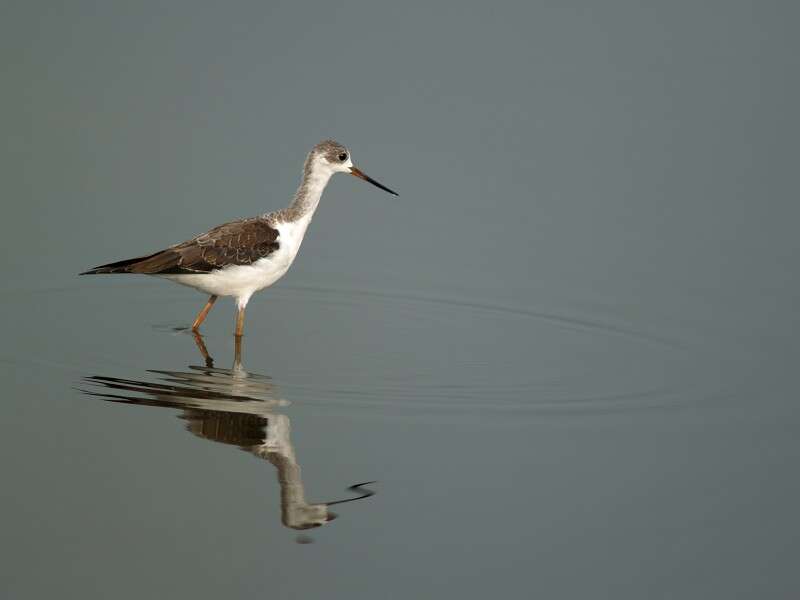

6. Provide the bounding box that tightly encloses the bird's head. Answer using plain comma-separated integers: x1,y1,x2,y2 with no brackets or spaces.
308,139,398,196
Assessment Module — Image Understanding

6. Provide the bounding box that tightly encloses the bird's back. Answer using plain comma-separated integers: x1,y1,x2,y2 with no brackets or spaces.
81,216,281,275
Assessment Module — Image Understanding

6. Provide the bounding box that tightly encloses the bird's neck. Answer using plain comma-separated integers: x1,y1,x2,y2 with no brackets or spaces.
281,164,332,222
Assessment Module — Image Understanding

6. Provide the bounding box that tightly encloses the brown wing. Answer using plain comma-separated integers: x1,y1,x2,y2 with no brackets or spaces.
81,217,280,275
180,409,268,448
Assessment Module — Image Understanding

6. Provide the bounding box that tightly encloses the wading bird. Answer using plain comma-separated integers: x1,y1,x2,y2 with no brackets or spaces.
81,140,397,336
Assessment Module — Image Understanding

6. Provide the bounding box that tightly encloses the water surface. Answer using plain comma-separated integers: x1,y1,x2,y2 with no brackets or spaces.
2,2,799,598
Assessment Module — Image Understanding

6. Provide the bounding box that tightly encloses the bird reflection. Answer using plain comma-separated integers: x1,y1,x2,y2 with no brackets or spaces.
82,334,375,532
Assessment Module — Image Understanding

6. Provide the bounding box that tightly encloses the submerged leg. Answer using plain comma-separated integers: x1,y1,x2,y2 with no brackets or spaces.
191,295,218,332
233,333,243,371
191,331,214,368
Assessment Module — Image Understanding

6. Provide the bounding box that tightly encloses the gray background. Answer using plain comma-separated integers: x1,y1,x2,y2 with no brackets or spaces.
2,1,799,599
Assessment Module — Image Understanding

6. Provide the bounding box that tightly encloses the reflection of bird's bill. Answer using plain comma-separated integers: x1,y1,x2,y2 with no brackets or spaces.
325,481,378,506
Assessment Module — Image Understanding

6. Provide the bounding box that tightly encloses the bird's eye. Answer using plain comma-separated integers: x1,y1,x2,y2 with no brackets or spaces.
338,152,348,161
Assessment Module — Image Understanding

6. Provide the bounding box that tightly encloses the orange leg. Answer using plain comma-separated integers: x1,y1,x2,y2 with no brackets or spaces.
191,331,214,368
191,295,218,332
233,333,243,370
235,305,246,337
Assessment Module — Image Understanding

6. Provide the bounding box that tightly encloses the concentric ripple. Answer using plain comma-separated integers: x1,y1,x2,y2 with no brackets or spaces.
2,281,712,417
256,284,708,415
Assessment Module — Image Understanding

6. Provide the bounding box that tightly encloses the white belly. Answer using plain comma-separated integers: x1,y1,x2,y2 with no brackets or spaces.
160,215,311,305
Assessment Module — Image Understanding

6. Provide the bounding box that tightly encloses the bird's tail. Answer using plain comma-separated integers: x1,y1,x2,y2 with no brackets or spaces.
80,251,164,275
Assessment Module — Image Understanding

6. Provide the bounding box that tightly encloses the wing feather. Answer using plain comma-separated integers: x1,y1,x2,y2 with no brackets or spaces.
81,217,280,275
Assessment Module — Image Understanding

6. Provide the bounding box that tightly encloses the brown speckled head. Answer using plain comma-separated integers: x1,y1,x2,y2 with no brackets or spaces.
311,139,351,165
281,139,397,220
309,140,398,196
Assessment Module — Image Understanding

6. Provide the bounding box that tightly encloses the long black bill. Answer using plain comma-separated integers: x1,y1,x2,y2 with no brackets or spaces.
325,481,378,506
350,167,398,196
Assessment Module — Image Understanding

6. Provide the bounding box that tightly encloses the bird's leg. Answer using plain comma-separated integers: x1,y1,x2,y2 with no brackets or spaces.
191,295,218,331
191,331,214,368
233,333,243,371
235,305,246,337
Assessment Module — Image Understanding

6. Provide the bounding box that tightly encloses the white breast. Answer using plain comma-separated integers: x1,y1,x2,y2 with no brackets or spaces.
268,214,312,274
162,214,313,306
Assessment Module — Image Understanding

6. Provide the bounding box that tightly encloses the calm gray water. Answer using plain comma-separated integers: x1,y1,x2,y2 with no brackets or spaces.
2,2,799,598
